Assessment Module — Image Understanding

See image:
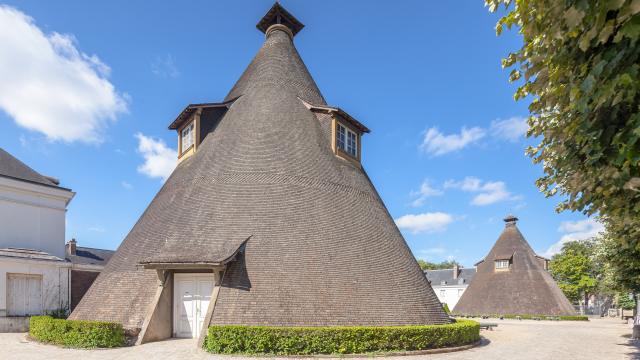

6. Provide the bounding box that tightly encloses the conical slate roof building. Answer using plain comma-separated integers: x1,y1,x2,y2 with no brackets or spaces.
70,3,448,343
453,215,576,316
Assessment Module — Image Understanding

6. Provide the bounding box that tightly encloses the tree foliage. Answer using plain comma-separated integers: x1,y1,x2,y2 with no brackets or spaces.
417,259,459,270
486,0,640,249
597,229,640,294
549,240,598,303
618,293,636,309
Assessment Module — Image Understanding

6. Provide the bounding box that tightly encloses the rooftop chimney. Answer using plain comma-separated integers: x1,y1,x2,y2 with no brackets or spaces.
66,238,77,256
453,263,460,279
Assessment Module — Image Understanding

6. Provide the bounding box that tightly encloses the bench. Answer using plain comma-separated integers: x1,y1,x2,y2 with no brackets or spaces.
479,322,498,331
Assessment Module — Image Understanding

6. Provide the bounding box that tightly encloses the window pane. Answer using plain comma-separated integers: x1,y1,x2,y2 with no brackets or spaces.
181,123,194,153
347,131,357,157
336,124,346,151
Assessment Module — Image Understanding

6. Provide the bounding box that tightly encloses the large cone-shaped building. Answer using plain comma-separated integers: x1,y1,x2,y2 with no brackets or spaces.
71,3,447,342
453,215,576,316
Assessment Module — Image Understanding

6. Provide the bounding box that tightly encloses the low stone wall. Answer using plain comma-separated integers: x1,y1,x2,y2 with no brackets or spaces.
0,316,30,332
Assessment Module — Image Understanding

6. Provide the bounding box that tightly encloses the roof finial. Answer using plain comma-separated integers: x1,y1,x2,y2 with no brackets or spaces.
256,2,305,37
504,214,518,226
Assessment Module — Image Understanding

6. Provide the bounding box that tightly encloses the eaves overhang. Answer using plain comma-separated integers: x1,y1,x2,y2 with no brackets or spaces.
168,97,239,130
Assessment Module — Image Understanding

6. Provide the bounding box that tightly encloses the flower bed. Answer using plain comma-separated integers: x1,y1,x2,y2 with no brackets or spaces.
203,319,480,355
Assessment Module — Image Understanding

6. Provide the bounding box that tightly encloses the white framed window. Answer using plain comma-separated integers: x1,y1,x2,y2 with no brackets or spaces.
440,289,446,298
495,259,510,270
336,123,358,158
181,122,195,154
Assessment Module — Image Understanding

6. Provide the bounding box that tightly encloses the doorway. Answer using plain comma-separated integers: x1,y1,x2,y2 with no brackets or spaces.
173,273,214,338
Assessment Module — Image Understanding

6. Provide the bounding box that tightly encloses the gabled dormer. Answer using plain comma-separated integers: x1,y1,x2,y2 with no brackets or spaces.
169,99,237,162
301,100,370,166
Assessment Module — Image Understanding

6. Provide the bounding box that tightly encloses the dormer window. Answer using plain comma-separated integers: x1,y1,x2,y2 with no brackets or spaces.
495,259,510,270
336,122,359,158
170,100,234,162
181,121,195,154
301,100,370,165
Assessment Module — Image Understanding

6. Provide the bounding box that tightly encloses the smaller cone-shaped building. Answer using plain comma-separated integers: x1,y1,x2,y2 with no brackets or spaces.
453,215,576,316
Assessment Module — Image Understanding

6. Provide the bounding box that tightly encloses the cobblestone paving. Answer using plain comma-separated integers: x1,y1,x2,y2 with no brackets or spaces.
0,318,637,360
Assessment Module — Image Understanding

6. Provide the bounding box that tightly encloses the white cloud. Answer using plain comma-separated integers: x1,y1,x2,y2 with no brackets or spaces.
543,218,604,257
410,180,443,207
88,226,106,233
151,54,180,78
419,127,486,156
490,116,529,142
0,6,127,143
395,212,454,234
135,133,177,181
121,181,133,190
445,176,519,206
419,247,446,255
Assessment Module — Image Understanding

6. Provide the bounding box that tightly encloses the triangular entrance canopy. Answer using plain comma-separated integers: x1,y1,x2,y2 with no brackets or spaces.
453,215,576,316
70,3,448,331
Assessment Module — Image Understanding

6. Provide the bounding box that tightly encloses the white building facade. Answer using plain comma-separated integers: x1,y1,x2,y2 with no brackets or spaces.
0,148,74,330
425,265,476,310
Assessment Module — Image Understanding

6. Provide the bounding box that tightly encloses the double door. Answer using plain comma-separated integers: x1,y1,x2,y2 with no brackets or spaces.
173,273,214,338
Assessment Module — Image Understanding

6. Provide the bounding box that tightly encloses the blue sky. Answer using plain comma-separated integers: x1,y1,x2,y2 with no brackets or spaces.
0,1,601,266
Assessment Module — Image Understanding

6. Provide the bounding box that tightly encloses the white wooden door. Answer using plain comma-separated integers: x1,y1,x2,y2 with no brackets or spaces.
173,274,214,338
7,273,43,316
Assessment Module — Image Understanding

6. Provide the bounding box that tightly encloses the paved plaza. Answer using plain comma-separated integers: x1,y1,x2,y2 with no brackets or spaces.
0,318,637,360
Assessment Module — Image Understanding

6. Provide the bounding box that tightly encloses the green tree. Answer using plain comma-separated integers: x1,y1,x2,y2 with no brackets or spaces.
598,229,640,338
485,0,640,249
618,293,636,310
416,259,459,270
549,240,598,308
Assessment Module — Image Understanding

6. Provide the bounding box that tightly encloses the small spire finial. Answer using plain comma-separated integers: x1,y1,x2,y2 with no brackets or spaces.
504,214,518,226
256,2,304,37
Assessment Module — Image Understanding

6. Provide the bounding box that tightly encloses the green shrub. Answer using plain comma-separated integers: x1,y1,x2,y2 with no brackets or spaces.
442,303,451,314
203,320,480,355
557,315,589,321
458,314,588,321
29,316,125,348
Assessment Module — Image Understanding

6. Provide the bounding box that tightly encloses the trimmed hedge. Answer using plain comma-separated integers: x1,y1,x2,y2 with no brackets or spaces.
29,316,125,348
203,320,480,355
459,314,589,321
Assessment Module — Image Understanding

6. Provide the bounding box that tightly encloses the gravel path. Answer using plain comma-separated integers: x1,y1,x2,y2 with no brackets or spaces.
0,318,637,360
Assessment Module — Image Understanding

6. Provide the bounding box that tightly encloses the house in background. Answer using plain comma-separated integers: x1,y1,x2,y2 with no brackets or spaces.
0,148,74,331
425,264,476,309
65,239,114,312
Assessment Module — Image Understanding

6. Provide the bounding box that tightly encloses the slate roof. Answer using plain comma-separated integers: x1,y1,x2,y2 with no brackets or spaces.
0,248,66,262
67,247,115,267
453,216,576,316
70,3,448,329
425,268,476,286
0,147,63,188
